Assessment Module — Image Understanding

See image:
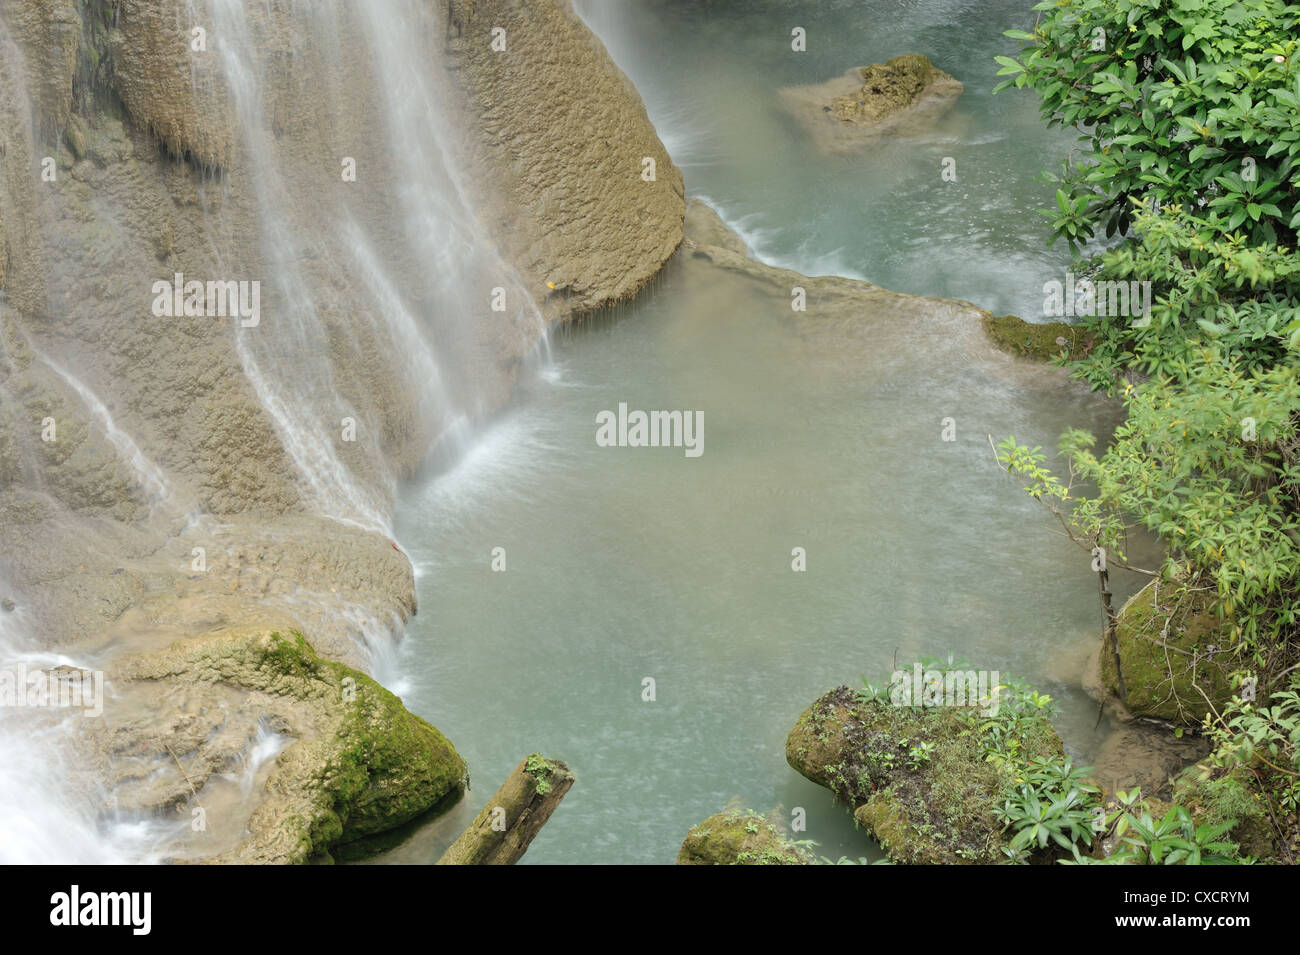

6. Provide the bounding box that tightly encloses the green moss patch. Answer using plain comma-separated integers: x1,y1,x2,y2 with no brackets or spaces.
677,810,814,865
981,313,1093,361
122,626,467,863
1100,583,1235,725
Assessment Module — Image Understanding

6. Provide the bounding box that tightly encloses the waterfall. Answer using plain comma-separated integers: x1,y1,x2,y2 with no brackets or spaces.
0,591,170,864
191,0,544,534
41,357,177,513
0,0,550,863
199,0,396,534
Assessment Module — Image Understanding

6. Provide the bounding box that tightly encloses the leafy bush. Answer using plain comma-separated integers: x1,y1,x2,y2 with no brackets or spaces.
1081,788,1242,864
1115,807,1240,864
1205,672,1300,815
996,0,1300,248
997,757,1101,859
1074,204,1300,389
998,350,1300,659
994,3,1299,863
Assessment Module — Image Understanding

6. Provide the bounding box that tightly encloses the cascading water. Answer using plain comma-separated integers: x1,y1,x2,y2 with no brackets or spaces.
222,720,292,798
193,0,543,535
41,357,177,513
201,0,396,535
0,0,546,862
0,589,172,864
184,0,545,683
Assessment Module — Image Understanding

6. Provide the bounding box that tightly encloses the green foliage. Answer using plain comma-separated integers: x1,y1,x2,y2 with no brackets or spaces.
1075,205,1300,389
997,757,1101,859
998,349,1300,658
973,676,1059,769
1063,788,1245,864
996,0,1300,864
1108,801,1240,864
996,0,1300,248
1205,672,1300,813
959,678,1107,862
524,754,558,796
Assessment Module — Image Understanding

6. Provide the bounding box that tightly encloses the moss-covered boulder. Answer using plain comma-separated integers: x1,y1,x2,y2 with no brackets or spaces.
786,685,1063,864
1100,582,1235,726
676,810,814,865
779,54,964,153
981,313,1093,361
828,55,962,125
97,626,467,863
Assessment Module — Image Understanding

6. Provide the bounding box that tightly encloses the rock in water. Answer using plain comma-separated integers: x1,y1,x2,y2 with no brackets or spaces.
88,627,467,864
779,54,964,153
829,54,961,124
785,685,1063,864
677,810,813,865
1098,581,1235,726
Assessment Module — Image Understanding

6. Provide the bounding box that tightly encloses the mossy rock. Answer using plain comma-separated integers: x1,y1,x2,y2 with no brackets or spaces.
117,627,467,863
829,54,959,125
1100,582,1235,726
1173,761,1276,862
240,630,467,859
676,810,813,865
786,685,1063,864
981,313,1092,361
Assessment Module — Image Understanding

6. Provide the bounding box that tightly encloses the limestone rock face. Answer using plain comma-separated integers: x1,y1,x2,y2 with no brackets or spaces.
0,0,683,862
779,54,964,153
112,0,237,169
446,0,686,314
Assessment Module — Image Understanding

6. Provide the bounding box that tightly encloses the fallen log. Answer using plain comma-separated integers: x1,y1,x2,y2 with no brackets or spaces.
435,754,574,865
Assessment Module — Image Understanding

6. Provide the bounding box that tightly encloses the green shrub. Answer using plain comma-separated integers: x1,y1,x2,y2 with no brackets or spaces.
996,0,1300,248
1073,205,1300,390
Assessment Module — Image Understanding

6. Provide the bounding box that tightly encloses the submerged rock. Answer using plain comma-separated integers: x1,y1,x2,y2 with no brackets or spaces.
779,54,964,153
1089,723,1209,798
677,810,813,865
